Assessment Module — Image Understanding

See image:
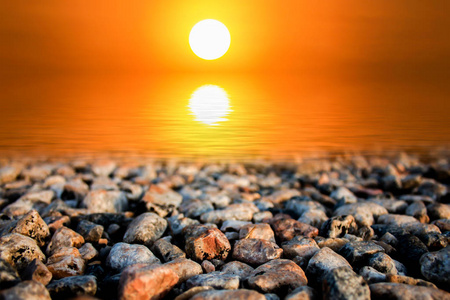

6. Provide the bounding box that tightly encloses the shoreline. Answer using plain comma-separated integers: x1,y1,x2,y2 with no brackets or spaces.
0,153,449,299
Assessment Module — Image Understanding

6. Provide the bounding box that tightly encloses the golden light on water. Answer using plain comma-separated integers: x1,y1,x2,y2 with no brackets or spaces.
188,84,232,126
189,19,231,60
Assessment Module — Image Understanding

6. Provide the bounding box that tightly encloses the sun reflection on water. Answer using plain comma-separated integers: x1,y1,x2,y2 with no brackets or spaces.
188,84,232,126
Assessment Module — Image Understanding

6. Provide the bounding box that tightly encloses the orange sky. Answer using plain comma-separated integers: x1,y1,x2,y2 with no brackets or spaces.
1,0,449,78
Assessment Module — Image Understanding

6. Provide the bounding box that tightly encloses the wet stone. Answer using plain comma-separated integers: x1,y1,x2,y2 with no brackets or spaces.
0,280,51,300
46,275,97,299
186,272,240,290
22,258,52,286
322,267,370,300
76,220,104,243
106,242,160,271
0,233,46,272
123,212,167,247
190,289,266,300
369,283,450,300
338,241,385,266
247,259,308,295
46,247,86,279
232,238,282,266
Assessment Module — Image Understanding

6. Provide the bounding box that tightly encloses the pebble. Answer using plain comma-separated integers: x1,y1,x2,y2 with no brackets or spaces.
232,238,283,265
322,266,370,300
46,226,84,255
141,184,182,217
76,220,104,243
220,261,254,280
79,243,98,261
174,286,215,300
420,247,450,288
184,225,231,261
247,259,308,295
186,272,240,290
0,280,51,300
151,237,186,262
200,203,259,224
118,263,179,300
164,258,203,283
320,215,358,238
238,223,275,242
201,260,215,273
190,289,266,300
284,286,317,300
123,212,167,246
22,258,52,286
369,282,450,300
338,241,385,265
0,233,46,272
106,242,160,271
306,247,352,284
46,275,97,299
0,258,21,289
82,190,127,213
334,202,388,226
46,247,85,279
270,218,318,242
0,209,49,247
281,236,319,260
0,165,21,184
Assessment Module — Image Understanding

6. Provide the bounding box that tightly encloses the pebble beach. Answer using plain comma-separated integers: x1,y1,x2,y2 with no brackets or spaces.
0,154,449,300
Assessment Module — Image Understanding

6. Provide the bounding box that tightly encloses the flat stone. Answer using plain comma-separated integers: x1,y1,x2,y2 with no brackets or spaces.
238,223,275,242
190,289,266,300
82,190,128,214
200,203,259,224
151,238,186,262
285,286,317,300
314,237,349,252
46,247,85,279
118,263,179,300
0,280,51,300
22,258,52,286
0,258,21,289
76,220,104,243
247,259,308,294
369,283,450,300
322,267,370,300
46,275,97,299
232,238,282,266
46,226,85,255
184,225,231,262
0,209,49,247
106,242,160,271
141,184,182,217
338,241,385,265
164,258,203,283
386,274,437,288
377,214,419,226
281,236,320,261
271,218,318,242
220,261,254,280
0,233,45,272
420,247,450,288
186,272,240,290
320,215,358,238
19,190,54,204
306,247,352,284
123,212,167,247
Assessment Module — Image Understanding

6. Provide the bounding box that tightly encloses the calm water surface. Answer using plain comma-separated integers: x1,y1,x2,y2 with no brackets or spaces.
0,74,449,160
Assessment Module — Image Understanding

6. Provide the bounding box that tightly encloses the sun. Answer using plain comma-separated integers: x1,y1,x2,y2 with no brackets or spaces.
189,19,231,60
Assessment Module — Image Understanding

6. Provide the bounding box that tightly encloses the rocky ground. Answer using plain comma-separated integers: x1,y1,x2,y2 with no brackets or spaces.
0,154,449,300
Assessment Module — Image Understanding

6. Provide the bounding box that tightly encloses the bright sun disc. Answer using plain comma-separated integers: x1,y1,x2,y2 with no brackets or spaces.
189,19,231,60
188,85,231,125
